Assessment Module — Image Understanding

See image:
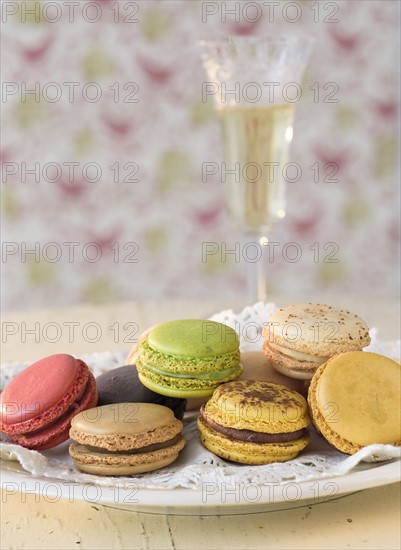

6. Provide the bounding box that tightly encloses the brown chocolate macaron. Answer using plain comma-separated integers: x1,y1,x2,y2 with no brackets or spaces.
96,365,186,420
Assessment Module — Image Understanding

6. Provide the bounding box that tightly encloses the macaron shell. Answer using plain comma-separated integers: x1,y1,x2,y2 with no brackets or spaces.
137,365,244,399
148,319,239,358
69,436,185,476
197,416,310,465
70,403,183,451
204,380,310,433
137,372,219,398
71,402,172,434
10,372,98,450
0,358,90,436
0,354,81,425
308,351,401,454
262,304,371,356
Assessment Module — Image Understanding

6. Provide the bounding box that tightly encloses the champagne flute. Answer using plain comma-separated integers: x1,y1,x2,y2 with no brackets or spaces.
199,36,315,302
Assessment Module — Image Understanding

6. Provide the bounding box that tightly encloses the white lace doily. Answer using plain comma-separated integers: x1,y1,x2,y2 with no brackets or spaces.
1,302,400,491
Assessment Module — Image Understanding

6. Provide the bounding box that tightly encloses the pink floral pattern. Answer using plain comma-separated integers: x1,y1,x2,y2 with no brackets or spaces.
2,0,399,309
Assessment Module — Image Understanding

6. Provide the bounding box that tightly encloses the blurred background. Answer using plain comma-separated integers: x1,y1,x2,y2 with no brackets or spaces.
2,0,400,311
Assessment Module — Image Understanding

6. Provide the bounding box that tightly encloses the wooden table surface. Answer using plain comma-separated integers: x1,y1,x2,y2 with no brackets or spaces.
1,296,400,550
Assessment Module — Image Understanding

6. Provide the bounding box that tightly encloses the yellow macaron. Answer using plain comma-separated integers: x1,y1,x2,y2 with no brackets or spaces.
308,351,401,454
197,380,310,464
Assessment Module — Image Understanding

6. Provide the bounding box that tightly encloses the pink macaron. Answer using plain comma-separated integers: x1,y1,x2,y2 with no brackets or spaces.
0,354,98,450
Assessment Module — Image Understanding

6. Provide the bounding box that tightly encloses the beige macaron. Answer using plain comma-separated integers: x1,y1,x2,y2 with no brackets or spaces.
69,403,185,475
262,304,371,380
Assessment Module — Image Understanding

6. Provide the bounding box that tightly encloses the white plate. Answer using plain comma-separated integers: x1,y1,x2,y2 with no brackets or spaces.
1,457,399,515
1,338,400,516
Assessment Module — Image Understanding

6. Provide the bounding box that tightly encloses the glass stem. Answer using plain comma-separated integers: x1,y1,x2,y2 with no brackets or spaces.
245,233,267,303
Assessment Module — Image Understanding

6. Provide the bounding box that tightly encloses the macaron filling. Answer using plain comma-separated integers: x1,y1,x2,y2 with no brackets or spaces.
80,433,183,455
200,406,307,443
142,363,243,381
272,362,316,380
267,342,328,364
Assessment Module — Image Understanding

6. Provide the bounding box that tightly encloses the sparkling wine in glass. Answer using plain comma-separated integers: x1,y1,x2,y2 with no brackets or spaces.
199,36,315,301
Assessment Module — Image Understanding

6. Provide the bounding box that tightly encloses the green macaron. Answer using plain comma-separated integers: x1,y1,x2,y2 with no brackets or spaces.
136,319,243,398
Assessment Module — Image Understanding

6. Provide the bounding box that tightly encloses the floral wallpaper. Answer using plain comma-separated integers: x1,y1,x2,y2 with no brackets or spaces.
2,0,399,309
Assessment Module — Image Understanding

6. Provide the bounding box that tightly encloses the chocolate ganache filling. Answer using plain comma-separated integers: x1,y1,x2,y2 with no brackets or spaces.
200,406,306,443
85,433,183,455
